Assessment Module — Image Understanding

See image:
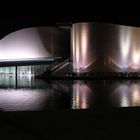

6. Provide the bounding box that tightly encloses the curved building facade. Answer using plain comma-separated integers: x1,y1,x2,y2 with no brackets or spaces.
0,26,70,60
0,26,70,75
1,23,140,75
71,22,140,73
71,23,97,73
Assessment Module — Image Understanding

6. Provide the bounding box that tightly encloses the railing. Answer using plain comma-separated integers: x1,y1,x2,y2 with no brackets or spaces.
48,58,71,74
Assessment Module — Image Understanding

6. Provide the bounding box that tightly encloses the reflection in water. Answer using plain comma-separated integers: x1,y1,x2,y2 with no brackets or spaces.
110,82,140,107
121,93,129,107
112,84,130,107
131,85,140,106
1,76,140,111
0,76,61,111
0,76,72,111
0,89,49,111
72,81,93,109
0,76,95,111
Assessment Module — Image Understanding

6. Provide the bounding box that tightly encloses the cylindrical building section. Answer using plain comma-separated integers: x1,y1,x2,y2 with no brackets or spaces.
71,23,97,74
71,22,140,73
71,80,94,109
104,24,140,72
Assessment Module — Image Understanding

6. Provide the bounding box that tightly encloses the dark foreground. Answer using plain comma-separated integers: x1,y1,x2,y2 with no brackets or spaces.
1,108,140,140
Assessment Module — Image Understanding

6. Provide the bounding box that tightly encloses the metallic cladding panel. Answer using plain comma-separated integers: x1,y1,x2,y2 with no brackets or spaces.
0,27,70,61
72,22,140,73
71,23,97,73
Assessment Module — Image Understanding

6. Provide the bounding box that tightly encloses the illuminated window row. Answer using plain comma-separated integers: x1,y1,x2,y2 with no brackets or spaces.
0,65,51,75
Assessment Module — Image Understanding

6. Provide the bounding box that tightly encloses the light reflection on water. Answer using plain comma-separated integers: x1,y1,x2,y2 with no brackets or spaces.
72,81,94,109
0,76,140,111
110,82,140,107
0,89,49,111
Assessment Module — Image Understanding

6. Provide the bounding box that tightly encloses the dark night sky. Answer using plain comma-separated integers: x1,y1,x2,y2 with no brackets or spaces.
0,7,140,38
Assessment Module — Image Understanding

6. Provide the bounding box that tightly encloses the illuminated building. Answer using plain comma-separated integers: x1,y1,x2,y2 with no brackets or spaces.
71,22,140,74
0,26,70,75
1,22,140,76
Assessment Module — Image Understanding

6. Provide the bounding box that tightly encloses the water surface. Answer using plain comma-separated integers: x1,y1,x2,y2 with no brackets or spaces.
0,76,140,111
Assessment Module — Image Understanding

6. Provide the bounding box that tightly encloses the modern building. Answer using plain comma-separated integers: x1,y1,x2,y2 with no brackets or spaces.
71,22,140,74
0,26,70,75
1,22,140,76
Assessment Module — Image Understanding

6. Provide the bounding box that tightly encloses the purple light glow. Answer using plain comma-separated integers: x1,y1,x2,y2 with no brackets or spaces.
0,89,49,111
0,28,51,60
72,23,96,73
110,83,140,107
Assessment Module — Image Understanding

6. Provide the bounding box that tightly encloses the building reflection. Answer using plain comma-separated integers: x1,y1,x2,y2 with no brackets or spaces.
110,82,140,107
0,88,50,111
0,75,50,88
72,81,93,109
0,77,72,111
0,76,54,111
131,84,140,106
